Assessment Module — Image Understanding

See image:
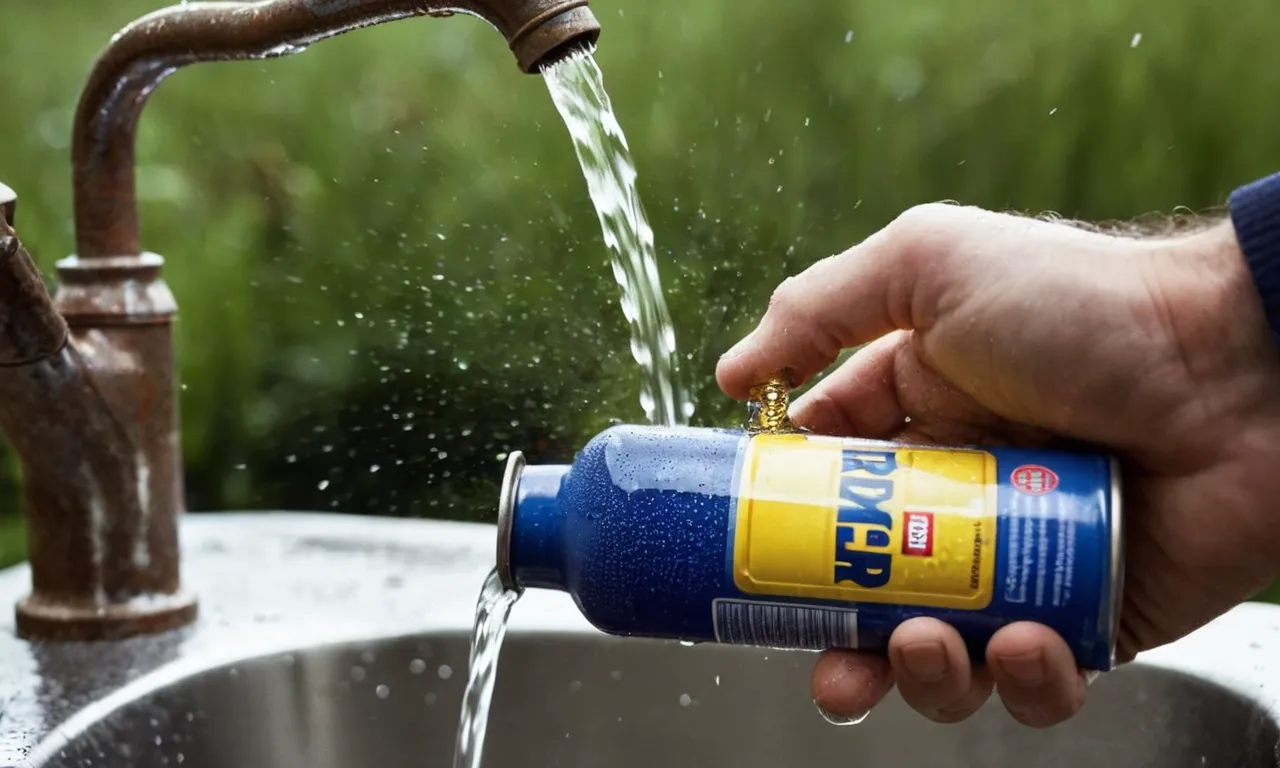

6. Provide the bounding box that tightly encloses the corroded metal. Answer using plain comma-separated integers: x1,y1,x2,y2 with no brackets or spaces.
72,0,601,260
746,373,798,434
0,191,67,367
4,0,598,641
0,190,195,641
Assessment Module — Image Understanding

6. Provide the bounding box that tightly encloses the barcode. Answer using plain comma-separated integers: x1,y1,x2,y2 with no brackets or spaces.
712,599,858,650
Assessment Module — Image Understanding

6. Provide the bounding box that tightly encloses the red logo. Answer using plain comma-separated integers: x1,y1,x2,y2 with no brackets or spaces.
902,512,934,556
1011,465,1059,495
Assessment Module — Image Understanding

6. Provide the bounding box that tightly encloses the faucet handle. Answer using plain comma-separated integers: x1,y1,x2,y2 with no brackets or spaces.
0,182,15,227
0,182,68,366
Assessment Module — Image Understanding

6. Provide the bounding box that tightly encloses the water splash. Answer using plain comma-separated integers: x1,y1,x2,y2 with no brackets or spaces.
452,568,520,768
543,47,693,427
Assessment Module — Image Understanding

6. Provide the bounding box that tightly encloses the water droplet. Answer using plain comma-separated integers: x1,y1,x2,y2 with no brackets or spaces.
375,684,391,699
714,675,721,686
369,464,380,473
844,30,854,43
1130,32,1142,48
317,479,330,491
679,693,693,707
425,692,438,705
409,658,427,674
1049,107,1058,115
610,669,623,681
568,680,583,693
438,664,454,679
679,640,695,647
350,666,366,682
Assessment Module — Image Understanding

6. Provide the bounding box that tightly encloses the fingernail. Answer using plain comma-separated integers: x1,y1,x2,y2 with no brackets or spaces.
813,699,871,727
899,640,949,683
999,650,1046,687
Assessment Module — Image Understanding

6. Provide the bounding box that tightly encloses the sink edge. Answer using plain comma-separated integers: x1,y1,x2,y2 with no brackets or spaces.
2,511,1278,766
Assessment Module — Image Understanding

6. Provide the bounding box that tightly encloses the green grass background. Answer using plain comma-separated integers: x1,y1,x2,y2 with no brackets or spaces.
0,1,1277,602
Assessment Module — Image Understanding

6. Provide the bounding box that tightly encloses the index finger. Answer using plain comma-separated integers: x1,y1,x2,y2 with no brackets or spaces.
714,203,968,400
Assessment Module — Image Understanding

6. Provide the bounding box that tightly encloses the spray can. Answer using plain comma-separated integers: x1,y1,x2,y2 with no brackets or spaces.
496,393,1123,671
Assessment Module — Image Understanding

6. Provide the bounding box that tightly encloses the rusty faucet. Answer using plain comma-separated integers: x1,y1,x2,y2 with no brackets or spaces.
0,0,599,642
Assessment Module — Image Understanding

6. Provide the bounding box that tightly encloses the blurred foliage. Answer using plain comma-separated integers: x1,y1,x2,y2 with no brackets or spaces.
0,0,1277,612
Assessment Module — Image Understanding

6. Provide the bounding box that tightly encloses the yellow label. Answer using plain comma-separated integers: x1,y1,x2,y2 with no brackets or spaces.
731,434,998,610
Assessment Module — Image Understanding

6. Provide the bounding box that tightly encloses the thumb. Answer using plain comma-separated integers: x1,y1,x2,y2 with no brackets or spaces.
716,203,968,400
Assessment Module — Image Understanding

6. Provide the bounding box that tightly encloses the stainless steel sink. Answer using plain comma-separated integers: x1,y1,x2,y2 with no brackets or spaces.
3,513,1279,768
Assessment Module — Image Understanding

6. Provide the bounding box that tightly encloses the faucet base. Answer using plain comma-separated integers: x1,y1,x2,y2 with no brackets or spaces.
16,590,198,642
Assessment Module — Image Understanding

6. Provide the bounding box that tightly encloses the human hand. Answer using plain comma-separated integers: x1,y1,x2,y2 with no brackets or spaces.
716,203,1280,727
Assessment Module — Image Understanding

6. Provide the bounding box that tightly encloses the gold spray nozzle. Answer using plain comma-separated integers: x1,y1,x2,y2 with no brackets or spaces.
746,373,798,434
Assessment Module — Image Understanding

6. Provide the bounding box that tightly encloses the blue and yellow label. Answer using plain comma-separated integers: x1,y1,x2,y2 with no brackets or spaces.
731,434,998,610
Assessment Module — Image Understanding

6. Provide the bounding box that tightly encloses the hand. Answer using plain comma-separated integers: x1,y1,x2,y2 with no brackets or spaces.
716,203,1280,727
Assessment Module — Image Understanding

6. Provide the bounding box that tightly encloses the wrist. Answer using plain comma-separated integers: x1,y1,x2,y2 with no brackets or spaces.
1229,171,1280,350
1155,221,1275,377
1140,221,1280,450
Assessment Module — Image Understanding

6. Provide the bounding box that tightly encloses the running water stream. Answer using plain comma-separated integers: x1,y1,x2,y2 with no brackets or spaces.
544,47,693,428
450,570,520,768
452,46,689,768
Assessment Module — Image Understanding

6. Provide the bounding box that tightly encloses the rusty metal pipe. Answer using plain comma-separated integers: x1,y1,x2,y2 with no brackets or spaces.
0,186,67,366
0,189,196,641
72,0,600,260
1,0,597,641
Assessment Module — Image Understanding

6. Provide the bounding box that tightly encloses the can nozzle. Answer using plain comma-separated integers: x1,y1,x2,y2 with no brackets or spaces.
746,373,799,434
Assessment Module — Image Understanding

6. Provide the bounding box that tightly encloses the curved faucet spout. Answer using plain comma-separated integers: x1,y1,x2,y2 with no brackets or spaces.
72,0,600,261
3,0,597,642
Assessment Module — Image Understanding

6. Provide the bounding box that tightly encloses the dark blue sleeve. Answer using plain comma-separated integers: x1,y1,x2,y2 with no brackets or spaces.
1228,171,1280,349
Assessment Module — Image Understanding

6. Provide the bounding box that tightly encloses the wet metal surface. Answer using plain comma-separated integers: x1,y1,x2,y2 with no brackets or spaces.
0,197,67,366
0,513,507,766
0,512,1277,767
0,189,192,642
3,0,597,643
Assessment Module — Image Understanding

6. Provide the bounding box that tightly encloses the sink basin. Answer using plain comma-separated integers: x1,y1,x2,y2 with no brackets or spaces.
3,513,1279,768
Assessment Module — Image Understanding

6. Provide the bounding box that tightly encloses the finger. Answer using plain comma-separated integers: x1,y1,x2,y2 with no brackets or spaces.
788,332,909,439
888,617,994,723
987,622,1088,728
810,649,895,721
716,203,975,400
790,331,1056,448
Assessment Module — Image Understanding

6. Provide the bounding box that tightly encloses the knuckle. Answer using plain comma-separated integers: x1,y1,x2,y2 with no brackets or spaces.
885,202,963,265
890,202,956,236
766,275,806,316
